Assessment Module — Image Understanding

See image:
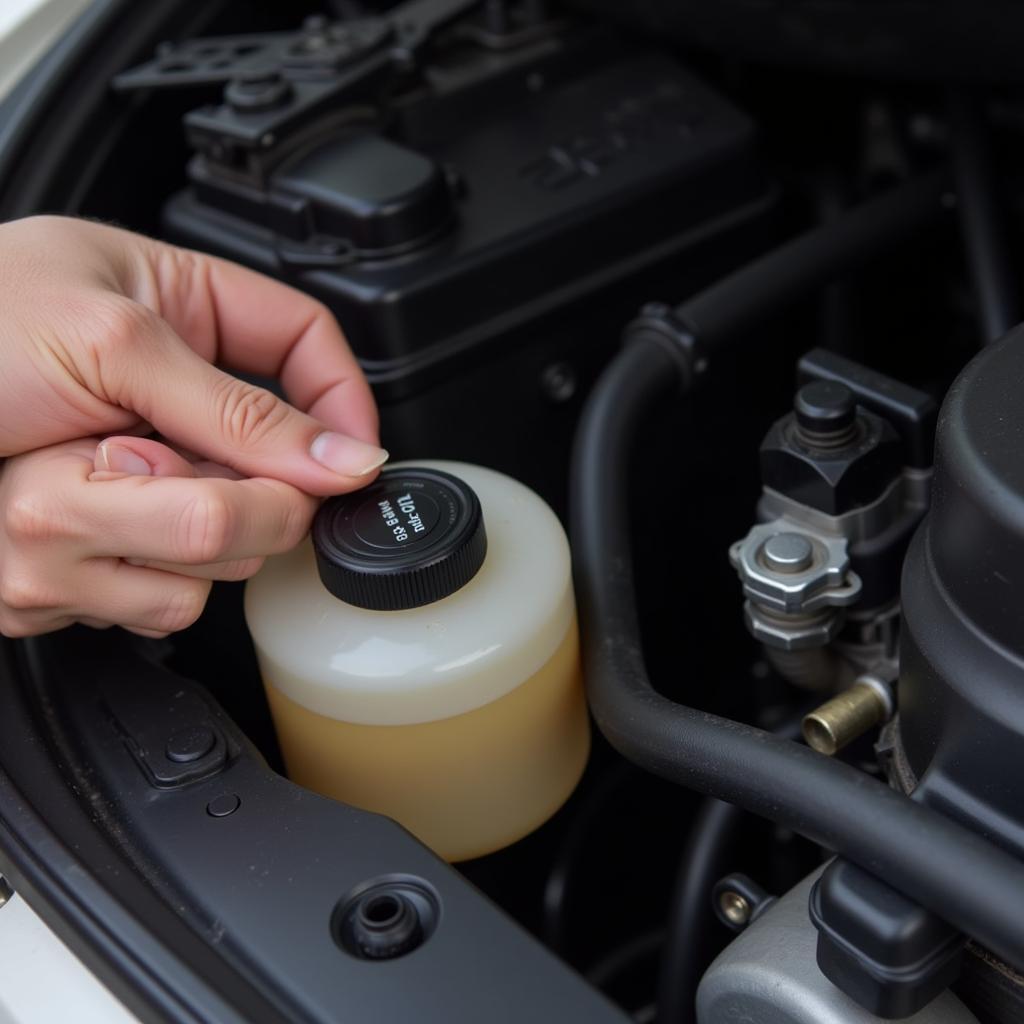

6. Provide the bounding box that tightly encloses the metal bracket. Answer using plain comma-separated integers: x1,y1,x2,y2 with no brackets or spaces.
113,0,480,176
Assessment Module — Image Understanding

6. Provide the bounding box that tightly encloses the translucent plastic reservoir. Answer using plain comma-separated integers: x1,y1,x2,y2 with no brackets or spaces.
244,461,590,862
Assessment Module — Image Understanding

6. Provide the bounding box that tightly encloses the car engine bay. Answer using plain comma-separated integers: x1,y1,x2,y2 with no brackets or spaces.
1,2,1024,1022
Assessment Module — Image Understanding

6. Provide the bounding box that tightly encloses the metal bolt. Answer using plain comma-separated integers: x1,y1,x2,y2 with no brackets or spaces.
718,890,752,927
793,380,859,449
541,362,577,403
761,532,814,574
803,680,891,756
225,68,291,114
0,876,13,909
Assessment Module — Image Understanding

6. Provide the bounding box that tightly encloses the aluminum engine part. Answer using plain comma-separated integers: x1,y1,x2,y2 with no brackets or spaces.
696,871,979,1024
730,519,861,652
731,468,928,682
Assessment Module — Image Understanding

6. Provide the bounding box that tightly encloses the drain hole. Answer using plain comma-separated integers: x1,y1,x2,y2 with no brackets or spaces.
334,876,440,961
360,893,403,930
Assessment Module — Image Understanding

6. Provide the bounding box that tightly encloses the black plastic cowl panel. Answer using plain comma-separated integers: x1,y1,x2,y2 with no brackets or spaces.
0,627,627,1024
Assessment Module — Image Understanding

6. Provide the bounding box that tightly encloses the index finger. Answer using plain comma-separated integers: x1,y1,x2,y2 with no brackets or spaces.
79,472,318,564
136,241,379,445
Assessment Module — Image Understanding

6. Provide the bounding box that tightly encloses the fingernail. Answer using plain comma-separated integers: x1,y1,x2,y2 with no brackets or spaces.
310,433,389,477
97,443,153,476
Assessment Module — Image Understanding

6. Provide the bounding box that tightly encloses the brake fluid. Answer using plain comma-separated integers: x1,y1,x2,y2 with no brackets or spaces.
244,462,589,862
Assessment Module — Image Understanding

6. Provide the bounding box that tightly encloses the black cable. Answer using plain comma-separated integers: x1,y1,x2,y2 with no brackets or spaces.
655,799,741,1024
570,175,1024,970
656,716,806,1024
542,761,634,955
949,90,1020,345
571,337,1024,972
587,929,666,990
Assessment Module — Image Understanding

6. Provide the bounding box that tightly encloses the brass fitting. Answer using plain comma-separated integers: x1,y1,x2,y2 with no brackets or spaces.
802,678,892,756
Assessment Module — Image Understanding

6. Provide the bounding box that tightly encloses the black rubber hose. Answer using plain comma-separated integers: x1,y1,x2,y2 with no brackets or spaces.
570,338,1024,971
587,929,666,990
673,169,948,349
655,798,742,1024
948,90,1020,345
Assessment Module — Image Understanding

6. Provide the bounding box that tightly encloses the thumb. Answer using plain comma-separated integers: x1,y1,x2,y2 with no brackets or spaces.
107,310,388,496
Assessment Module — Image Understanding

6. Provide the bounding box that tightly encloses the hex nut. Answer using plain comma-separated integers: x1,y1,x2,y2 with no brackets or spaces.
760,408,903,515
744,603,845,651
730,522,862,615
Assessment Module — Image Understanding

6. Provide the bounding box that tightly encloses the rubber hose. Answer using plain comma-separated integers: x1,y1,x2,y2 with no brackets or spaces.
675,170,948,348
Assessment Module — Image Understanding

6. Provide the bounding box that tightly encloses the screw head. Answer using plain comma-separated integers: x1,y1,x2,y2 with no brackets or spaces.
0,876,13,909
718,890,752,927
541,362,577,403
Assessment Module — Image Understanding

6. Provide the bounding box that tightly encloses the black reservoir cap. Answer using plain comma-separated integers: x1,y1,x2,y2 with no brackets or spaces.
271,135,453,255
313,467,487,611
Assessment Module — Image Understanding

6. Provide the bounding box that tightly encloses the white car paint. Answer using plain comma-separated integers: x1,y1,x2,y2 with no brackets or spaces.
0,890,140,1024
0,0,93,102
0,5,146,1020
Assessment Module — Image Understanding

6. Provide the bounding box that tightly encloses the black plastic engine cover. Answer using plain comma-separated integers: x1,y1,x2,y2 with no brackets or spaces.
166,52,766,379
164,45,775,511
899,328,1024,857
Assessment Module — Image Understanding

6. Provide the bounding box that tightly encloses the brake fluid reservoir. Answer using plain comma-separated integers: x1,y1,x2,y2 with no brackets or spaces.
244,462,589,862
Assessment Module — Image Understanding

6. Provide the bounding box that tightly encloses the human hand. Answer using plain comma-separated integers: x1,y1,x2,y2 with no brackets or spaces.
0,216,386,494
0,436,315,638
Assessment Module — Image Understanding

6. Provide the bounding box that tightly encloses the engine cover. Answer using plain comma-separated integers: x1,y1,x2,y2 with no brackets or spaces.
898,328,1024,857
